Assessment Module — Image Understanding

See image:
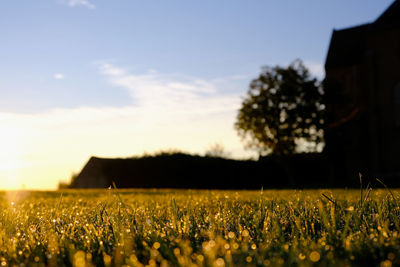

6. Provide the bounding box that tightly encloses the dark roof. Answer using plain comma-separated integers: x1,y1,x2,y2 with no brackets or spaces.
325,24,369,69
375,0,400,26
325,1,400,69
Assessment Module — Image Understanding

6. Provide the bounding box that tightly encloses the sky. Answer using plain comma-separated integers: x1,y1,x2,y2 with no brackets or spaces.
0,0,394,189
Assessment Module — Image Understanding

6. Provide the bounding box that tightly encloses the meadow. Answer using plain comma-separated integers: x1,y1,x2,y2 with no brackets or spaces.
0,187,399,267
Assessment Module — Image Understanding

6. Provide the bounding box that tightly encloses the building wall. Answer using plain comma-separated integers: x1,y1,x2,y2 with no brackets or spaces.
325,26,400,182
324,61,373,182
367,27,400,176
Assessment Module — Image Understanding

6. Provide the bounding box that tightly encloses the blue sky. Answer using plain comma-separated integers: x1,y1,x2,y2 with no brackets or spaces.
0,0,394,189
0,0,393,111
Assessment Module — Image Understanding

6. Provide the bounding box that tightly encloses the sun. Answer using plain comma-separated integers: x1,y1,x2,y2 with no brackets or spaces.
0,125,25,189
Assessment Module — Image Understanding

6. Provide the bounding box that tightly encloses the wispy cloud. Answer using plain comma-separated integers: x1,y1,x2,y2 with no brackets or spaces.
53,73,65,80
62,0,95,9
98,63,240,116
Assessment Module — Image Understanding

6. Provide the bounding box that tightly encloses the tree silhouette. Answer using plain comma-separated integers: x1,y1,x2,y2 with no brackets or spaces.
205,143,230,158
235,60,324,156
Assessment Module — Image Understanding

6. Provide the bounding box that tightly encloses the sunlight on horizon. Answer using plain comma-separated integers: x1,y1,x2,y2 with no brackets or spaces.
0,124,25,190
0,102,253,190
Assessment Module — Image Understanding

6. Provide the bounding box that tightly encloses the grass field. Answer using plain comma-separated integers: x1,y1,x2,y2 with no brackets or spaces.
0,188,399,267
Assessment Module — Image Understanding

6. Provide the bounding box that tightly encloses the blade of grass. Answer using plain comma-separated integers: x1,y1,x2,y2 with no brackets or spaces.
376,178,399,207
359,173,363,207
322,193,336,207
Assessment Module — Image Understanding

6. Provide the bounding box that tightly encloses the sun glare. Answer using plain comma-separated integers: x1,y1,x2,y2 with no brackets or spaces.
0,124,25,190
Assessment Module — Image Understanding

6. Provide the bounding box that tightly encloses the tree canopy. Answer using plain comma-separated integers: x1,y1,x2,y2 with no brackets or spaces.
235,60,324,156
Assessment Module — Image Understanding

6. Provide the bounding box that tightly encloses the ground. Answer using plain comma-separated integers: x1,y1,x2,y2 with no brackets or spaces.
0,188,399,266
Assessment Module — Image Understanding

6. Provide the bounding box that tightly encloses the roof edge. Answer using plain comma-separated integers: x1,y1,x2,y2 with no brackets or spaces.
375,0,400,24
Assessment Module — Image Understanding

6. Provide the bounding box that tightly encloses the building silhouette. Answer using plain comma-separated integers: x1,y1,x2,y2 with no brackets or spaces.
69,152,332,189
324,0,400,183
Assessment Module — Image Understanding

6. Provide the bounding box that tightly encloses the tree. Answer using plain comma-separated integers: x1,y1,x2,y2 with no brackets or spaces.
205,143,231,158
235,59,324,156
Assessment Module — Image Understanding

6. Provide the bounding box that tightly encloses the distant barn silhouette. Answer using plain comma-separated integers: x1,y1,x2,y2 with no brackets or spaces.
70,153,332,189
